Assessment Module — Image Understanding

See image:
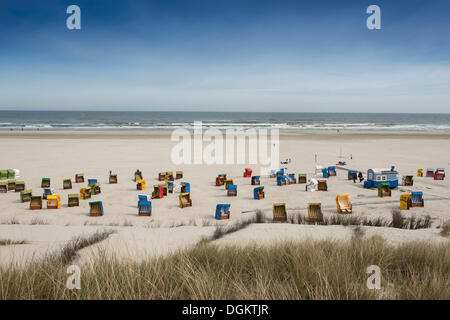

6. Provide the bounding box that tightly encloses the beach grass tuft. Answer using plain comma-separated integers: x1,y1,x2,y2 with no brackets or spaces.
0,237,448,299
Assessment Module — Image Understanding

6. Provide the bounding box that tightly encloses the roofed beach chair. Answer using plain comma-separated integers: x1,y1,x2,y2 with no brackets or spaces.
254,186,264,200
243,168,252,178
63,179,72,190
138,200,152,216
410,191,424,207
224,179,234,190
0,170,7,180
417,169,423,177
251,176,260,186
7,180,16,191
176,171,183,179
14,181,25,192
0,182,7,193
42,188,54,200
328,166,337,177
7,169,15,179
88,179,97,187
160,183,168,196
138,194,149,203
136,179,146,191
80,187,91,200
400,193,411,210
277,175,287,186
134,170,143,182
29,196,42,210
109,173,118,184
336,194,352,214
166,171,174,181
317,180,328,191
269,170,277,178
75,173,84,183
348,171,358,181
68,194,80,207
181,182,190,193
298,174,307,184
227,185,237,197
402,176,413,186
217,174,227,186
89,201,104,216
434,168,445,180
41,178,50,188
273,203,287,222
287,173,296,184
168,180,174,193
308,203,323,223
179,193,192,208
426,169,434,178
152,186,164,199
158,172,167,181
215,204,230,220
47,195,61,209
377,183,391,197
322,168,329,178
91,183,101,195
20,190,32,202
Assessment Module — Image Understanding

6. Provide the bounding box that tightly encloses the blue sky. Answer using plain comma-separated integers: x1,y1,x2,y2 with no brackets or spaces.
0,0,449,112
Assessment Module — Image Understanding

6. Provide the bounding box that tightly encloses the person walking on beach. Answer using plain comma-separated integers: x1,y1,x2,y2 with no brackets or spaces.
358,171,364,182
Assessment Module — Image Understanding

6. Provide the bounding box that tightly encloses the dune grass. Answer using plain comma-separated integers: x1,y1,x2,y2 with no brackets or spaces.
0,236,448,300
0,239,28,246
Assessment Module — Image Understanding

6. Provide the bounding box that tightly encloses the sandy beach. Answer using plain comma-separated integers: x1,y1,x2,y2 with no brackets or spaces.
0,130,449,266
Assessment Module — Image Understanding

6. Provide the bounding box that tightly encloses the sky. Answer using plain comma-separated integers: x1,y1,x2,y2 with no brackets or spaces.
0,0,449,113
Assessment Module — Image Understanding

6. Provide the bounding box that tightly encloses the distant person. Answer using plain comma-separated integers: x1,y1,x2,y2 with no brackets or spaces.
358,171,364,182
350,154,353,160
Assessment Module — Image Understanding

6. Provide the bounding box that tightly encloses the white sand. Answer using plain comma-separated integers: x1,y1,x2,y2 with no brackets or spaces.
0,131,449,266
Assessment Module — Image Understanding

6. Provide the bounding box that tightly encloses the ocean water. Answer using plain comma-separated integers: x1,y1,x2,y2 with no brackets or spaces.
0,111,450,132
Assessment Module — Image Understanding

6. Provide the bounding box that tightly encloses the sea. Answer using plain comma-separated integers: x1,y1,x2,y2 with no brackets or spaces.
0,111,450,132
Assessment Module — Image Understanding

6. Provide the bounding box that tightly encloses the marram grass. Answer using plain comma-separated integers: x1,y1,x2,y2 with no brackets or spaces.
0,237,449,300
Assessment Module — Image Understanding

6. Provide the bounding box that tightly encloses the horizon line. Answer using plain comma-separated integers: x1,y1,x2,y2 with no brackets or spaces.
0,109,449,115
